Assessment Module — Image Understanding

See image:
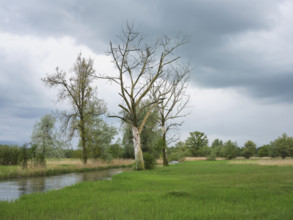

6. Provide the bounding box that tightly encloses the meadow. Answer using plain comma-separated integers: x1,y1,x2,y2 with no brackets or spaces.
1,160,293,219
0,158,134,180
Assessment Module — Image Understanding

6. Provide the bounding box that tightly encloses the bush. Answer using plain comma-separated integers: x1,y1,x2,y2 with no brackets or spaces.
257,145,271,157
206,148,217,161
100,152,113,162
0,145,21,165
168,152,185,162
19,144,31,169
143,152,156,169
223,140,238,160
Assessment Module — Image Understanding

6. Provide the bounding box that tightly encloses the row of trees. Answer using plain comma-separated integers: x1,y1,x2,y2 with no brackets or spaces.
1,130,293,167
41,23,190,170
3,23,292,169
167,131,293,161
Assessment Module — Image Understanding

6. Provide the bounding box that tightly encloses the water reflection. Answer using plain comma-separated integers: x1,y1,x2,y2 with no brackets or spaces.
0,168,131,201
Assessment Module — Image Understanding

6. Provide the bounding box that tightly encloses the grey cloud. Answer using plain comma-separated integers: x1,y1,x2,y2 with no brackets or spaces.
1,0,287,104
1,0,291,103
1,0,293,145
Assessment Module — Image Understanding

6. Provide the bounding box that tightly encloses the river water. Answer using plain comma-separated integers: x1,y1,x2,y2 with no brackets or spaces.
0,167,132,201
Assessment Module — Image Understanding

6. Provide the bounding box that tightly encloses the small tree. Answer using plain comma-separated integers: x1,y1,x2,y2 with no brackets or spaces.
19,144,30,169
85,116,117,160
185,131,208,157
154,67,190,166
257,145,271,157
31,114,65,167
242,140,256,159
211,139,223,148
223,140,238,160
271,133,293,159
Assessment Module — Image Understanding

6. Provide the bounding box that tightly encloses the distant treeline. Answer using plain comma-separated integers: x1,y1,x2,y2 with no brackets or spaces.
0,144,128,166
168,132,293,161
1,132,293,166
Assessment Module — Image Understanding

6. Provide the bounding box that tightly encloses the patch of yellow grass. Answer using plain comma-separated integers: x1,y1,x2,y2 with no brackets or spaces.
46,158,134,169
184,157,225,161
5,159,134,179
185,157,207,161
229,158,293,166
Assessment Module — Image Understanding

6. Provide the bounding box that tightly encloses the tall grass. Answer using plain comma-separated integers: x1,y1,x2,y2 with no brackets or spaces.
0,159,134,180
1,160,293,219
229,158,293,166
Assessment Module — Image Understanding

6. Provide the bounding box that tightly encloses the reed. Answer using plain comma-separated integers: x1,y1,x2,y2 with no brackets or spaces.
0,159,134,180
229,158,293,166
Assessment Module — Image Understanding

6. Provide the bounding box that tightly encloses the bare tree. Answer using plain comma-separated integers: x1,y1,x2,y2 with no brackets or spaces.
153,65,190,166
42,54,106,164
100,22,188,170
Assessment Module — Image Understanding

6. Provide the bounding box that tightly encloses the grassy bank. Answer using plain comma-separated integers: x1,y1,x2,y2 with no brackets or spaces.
1,160,293,219
0,159,134,180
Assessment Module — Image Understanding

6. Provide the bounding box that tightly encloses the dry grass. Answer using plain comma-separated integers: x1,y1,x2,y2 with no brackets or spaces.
184,157,225,161
46,158,134,169
0,159,134,179
229,158,293,166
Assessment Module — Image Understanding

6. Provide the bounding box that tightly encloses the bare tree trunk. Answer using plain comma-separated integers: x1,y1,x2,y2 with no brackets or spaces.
80,124,87,164
161,125,169,166
132,126,145,170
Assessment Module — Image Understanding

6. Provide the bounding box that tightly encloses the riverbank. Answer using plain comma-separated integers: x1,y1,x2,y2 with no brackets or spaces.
0,159,134,180
1,160,293,219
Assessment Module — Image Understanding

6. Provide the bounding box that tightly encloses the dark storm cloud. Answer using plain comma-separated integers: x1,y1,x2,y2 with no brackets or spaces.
0,51,51,120
0,0,292,104
1,0,293,145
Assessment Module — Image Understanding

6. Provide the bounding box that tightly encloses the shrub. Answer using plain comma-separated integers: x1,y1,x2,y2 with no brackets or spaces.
223,140,238,160
143,152,156,169
168,152,185,162
0,145,21,165
206,148,217,161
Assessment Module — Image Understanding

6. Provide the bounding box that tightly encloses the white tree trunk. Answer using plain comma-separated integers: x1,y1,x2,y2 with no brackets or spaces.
132,126,145,170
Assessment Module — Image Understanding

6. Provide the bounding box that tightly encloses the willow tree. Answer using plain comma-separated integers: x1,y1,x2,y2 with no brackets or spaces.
42,54,106,164
31,114,65,166
154,68,190,166
101,23,187,170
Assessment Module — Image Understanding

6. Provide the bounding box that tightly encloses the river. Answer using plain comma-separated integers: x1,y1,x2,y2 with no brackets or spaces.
0,167,132,201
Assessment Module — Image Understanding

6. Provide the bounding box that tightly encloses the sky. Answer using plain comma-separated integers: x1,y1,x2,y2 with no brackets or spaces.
1,0,293,147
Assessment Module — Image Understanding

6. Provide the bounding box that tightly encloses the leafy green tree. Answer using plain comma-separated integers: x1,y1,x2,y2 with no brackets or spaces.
167,141,189,162
242,140,257,159
0,145,20,165
185,131,208,157
42,54,106,164
121,102,161,159
208,139,225,160
143,152,157,170
19,144,31,169
31,114,65,166
122,125,135,159
223,140,238,160
85,116,117,160
211,139,223,148
271,133,293,159
108,143,124,159
257,145,271,157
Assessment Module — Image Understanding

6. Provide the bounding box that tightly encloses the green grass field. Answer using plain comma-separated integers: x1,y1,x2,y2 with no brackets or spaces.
1,160,293,219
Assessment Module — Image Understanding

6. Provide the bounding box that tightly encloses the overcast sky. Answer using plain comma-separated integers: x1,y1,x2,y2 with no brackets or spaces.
1,0,293,147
